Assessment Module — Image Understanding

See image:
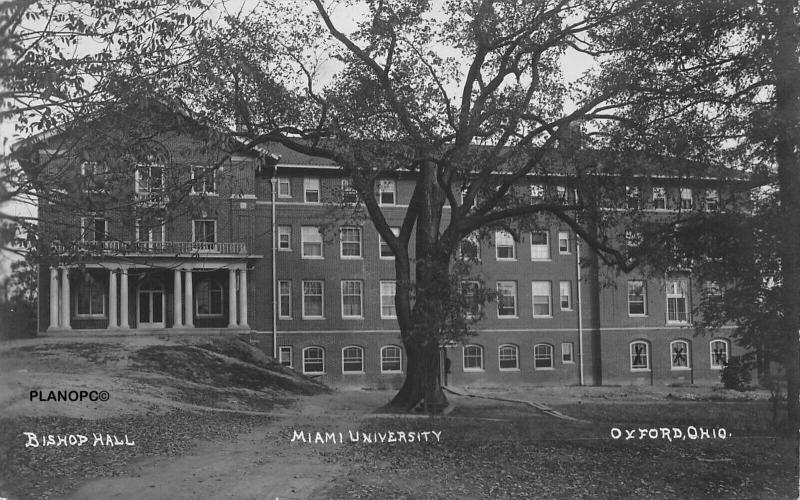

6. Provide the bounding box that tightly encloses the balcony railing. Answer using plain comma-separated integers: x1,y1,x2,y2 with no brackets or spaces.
60,240,248,255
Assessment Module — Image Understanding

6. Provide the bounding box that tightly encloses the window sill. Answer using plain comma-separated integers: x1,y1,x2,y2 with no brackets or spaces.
278,316,292,320
278,248,292,252
628,314,648,318
533,315,553,319
496,257,518,262
190,192,218,196
463,368,484,372
499,368,520,372
710,366,724,370
380,316,398,320
379,256,395,260
343,371,365,375
303,371,325,375
342,316,364,320
340,256,363,260
301,256,324,260
666,321,691,325
381,370,402,374
497,315,519,319
534,367,554,371
670,367,692,371
562,361,575,364
630,368,652,372
530,258,552,262
301,316,326,320
559,251,571,255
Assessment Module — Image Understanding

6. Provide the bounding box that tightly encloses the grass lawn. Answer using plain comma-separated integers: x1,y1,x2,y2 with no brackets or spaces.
318,395,798,499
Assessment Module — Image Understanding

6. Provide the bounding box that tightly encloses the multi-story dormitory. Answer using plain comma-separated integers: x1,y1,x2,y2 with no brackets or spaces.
17,109,749,389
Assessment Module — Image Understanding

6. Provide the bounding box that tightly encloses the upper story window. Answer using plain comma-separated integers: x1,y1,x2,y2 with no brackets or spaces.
559,281,572,310
277,178,291,197
531,281,552,317
191,166,216,195
530,184,545,200
278,225,292,251
136,218,164,245
193,219,217,245
135,164,164,195
680,187,694,209
380,281,397,318
495,230,516,260
627,280,647,316
340,227,362,258
530,231,550,260
496,281,518,317
301,226,323,258
341,280,363,318
666,278,689,323
558,231,570,254
626,186,641,209
341,178,359,204
379,227,400,259
461,281,481,318
80,161,108,191
378,180,396,205
556,185,567,201
652,186,667,210
81,217,107,242
705,189,719,211
302,280,324,318
304,178,320,203
278,280,291,318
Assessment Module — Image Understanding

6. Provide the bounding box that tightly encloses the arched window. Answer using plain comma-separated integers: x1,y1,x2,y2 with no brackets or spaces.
533,344,553,369
630,341,650,371
498,344,519,370
670,340,690,369
195,279,224,316
342,346,364,373
710,339,729,369
303,346,325,374
463,344,484,371
380,345,402,373
75,272,105,317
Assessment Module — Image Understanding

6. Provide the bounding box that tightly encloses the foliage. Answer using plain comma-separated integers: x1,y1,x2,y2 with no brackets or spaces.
721,356,754,392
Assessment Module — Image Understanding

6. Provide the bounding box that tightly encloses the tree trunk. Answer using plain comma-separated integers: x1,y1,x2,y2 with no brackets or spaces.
771,0,800,427
388,159,450,413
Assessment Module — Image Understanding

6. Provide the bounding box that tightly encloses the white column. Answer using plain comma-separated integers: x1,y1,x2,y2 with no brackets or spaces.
48,267,59,331
119,268,129,329
184,269,194,328
173,269,183,328
239,267,249,328
108,269,118,329
228,268,238,328
60,267,71,330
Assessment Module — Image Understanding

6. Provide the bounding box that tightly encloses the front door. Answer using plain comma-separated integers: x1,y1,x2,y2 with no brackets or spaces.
138,282,165,328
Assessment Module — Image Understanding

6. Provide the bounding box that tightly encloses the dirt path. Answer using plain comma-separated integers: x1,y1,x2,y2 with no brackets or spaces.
64,391,391,500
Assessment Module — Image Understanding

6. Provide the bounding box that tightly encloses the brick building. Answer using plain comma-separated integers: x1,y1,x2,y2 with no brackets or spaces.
19,111,747,388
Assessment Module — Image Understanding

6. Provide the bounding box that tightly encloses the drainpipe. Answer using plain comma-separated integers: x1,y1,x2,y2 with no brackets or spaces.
574,190,585,386
270,168,278,359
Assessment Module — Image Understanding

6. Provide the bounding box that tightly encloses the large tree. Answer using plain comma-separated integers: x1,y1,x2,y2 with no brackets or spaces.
176,0,728,410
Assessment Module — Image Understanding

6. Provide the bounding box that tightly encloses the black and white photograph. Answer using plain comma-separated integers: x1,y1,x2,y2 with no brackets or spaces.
0,0,798,498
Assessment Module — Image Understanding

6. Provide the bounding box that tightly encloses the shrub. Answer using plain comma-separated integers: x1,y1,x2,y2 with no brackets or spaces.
721,355,753,391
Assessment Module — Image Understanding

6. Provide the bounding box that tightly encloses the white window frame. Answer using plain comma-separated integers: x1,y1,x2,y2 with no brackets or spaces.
342,345,365,374
380,345,403,373
710,339,729,369
341,178,358,204
380,281,397,319
653,186,667,210
379,227,400,260
670,340,691,370
135,218,165,245
705,189,719,211
556,185,567,201
495,230,516,260
340,226,362,259
301,226,323,259
278,280,292,319
498,344,519,371
626,185,641,209
278,225,292,251
192,219,217,244
532,281,552,318
190,166,217,195
627,280,647,316
534,344,554,370
81,216,108,243
341,280,364,319
666,278,690,324
134,164,165,195
530,184,544,199
559,281,572,311
301,280,324,319
630,341,651,371
462,344,484,372
304,177,320,203
277,177,291,198
278,346,293,368
302,346,325,374
195,279,224,317
496,281,518,318
561,342,574,364
378,179,396,205
530,231,550,260
680,187,693,209
558,231,570,254
74,272,107,318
